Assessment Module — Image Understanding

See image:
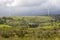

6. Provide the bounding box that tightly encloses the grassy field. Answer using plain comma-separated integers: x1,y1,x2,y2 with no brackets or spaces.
0,16,60,40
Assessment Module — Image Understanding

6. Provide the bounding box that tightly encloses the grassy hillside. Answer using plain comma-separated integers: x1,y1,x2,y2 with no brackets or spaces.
0,16,60,40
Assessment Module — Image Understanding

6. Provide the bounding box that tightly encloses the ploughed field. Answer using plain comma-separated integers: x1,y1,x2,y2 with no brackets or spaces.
0,16,60,40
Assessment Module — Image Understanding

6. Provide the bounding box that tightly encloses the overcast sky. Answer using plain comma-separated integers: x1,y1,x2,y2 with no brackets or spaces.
0,0,60,16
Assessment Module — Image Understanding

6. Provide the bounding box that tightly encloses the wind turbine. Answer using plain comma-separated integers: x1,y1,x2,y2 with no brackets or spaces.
48,8,50,16
47,6,56,26
48,6,50,16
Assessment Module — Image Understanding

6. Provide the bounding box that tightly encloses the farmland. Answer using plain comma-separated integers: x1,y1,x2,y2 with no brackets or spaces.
0,16,60,40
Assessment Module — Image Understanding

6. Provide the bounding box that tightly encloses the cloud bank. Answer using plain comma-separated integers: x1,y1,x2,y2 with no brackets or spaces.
0,0,60,16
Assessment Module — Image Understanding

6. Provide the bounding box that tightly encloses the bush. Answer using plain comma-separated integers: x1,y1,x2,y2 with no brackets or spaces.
15,30,26,38
1,32,10,38
1,30,15,38
0,19,5,24
28,23,39,28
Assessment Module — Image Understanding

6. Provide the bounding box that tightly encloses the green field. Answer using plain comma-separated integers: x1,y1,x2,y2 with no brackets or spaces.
0,16,60,40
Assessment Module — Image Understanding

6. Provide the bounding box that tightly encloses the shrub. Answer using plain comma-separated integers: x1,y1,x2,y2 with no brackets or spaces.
28,23,39,28
1,30,15,38
15,30,26,38
1,32,10,38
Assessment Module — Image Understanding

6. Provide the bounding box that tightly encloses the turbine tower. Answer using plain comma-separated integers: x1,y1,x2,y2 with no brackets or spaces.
48,8,50,16
48,6,50,16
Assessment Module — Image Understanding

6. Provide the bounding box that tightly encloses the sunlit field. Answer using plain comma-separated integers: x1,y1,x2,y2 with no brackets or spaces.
0,16,60,40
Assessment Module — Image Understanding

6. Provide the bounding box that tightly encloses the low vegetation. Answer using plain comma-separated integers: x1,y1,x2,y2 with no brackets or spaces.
0,16,60,40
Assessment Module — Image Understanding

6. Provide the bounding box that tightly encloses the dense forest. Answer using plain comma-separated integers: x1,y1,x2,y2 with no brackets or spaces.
0,16,60,40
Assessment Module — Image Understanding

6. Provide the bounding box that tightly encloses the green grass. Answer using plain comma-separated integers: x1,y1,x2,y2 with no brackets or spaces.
0,24,11,28
0,16,59,40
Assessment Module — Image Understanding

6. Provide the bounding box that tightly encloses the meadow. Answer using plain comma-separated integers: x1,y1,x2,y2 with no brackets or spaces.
0,16,60,40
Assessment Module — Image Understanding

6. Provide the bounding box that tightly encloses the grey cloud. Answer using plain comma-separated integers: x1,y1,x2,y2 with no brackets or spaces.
0,0,60,16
